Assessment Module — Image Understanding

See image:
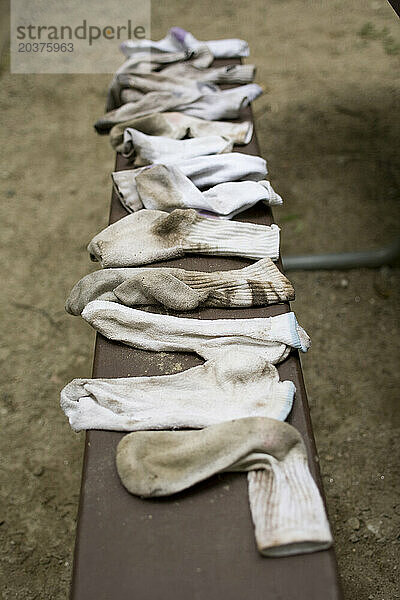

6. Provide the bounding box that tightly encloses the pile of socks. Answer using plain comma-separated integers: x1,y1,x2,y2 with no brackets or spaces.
62,28,332,559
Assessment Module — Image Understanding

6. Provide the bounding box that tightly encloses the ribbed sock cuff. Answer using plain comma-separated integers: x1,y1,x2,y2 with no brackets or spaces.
178,258,293,306
241,121,254,144
248,453,332,557
216,64,256,84
184,219,280,261
270,380,296,421
269,312,311,352
240,83,263,103
206,38,250,59
240,258,295,303
112,169,145,212
259,181,283,206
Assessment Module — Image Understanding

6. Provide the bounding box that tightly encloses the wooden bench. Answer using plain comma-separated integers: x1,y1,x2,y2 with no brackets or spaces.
69,58,343,600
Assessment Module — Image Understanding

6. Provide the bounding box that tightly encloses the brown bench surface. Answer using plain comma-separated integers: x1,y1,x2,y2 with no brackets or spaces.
70,59,343,600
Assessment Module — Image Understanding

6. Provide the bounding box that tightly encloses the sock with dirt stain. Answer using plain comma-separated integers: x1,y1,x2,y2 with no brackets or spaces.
60,347,295,432
113,63,255,101
112,153,267,212
87,208,280,267
122,128,233,166
115,416,333,557
95,84,262,133
79,299,310,362
109,113,253,153
135,164,282,218
65,258,294,315
106,45,214,111
120,28,249,59
160,62,255,84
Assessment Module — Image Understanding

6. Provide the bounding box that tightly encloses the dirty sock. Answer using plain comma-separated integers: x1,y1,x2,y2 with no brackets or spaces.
110,113,253,153
119,43,213,67
160,62,255,84
115,72,217,100
120,28,249,59
175,114,253,144
87,209,280,267
168,27,250,58
200,180,282,218
112,153,267,212
114,63,254,98
135,164,282,218
173,84,262,121
65,258,294,315
106,45,214,110
115,417,333,556
95,90,199,133
121,128,233,165
116,74,216,102
95,84,262,133
80,299,310,362
60,348,295,432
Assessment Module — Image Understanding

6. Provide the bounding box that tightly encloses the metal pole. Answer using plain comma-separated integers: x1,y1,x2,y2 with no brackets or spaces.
282,236,400,271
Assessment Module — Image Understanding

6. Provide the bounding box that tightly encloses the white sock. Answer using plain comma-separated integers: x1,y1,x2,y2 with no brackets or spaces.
135,164,282,218
201,180,282,218
95,84,262,133
173,84,263,121
170,153,267,185
95,91,200,133
65,258,295,315
119,38,181,57
87,209,280,266
114,70,257,108
169,27,250,58
106,45,214,110
80,300,310,362
116,72,217,99
115,417,332,556
114,63,254,98
110,113,253,153
60,348,295,432
116,45,213,74
118,43,213,66
175,114,253,144
160,62,255,84
122,128,233,165
248,462,332,557
112,153,267,213
120,28,249,59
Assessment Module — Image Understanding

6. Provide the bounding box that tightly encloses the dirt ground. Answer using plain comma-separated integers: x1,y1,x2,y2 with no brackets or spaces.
0,1,399,598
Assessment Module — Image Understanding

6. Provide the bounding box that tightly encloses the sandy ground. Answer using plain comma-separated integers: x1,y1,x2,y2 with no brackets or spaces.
0,1,399,598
